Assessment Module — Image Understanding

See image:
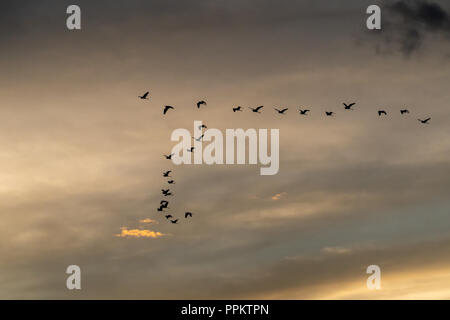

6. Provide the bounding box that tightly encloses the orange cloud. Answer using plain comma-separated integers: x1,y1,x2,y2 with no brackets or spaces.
116,227,165,238
271,192,287,200
139,218,158,224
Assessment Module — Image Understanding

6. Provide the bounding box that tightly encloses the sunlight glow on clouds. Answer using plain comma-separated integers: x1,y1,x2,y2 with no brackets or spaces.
116,227,165,238
321,246,352,255
139,218,158,224
271,192,287,200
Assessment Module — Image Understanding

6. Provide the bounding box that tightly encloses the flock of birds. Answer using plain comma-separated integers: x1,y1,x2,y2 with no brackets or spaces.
156,168,194,225
139,91,432,123
138,90,432,227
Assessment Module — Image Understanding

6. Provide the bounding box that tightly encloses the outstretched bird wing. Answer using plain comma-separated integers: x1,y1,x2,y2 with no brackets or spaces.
163,106,174,114
344,102,355,108
197,101,206,108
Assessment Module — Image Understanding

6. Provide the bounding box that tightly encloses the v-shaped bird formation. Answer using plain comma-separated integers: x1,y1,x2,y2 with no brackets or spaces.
137,92,432,227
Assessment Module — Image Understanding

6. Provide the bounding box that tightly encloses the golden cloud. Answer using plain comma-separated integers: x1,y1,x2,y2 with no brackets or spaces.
139,218,158,224
116,227,165,238
271,192,287,200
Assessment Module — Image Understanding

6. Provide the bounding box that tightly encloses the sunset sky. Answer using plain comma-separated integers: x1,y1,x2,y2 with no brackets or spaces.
1,0,450,299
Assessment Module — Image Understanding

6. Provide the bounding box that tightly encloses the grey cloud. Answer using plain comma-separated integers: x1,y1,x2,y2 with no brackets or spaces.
370,0,450,56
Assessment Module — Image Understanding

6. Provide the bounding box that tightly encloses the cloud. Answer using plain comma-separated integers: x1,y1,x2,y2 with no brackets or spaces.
371,0,450,56
139,218,158,224
321,246,352,255
271,192,287,201
208,237,450,299
116,227,165,238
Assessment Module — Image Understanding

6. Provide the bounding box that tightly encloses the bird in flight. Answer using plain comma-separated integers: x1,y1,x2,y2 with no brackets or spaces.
165,215,173,219
162,189,172,196
198,124,207,130
185,212,193,218
400,109,410,115
299,109,310,115
139,91,149,100
343,102,356,110
325,112,335,116
157,205,166,212
418,117,431,124
168,180,175,184
163,105,174,115
163,170,171,177
249,106,264,113
193,134,204,142
233,106,242,112
170,219,179,224
378,110,387,116
160,200,169,208
274,108,288,114
164,153,174,160
187,147,195,152
197,100,207,108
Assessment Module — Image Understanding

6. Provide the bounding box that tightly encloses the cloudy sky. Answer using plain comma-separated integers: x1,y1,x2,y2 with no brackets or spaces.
1,0,450,299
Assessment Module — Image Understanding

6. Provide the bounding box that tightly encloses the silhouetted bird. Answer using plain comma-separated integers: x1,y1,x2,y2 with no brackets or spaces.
299,109,310,115
139,92,149,100
185,212,193,218
170,219,179,224
249,106,264,113
400,109,410,115
193,134,204,142
418,118,431,124
160,200,169,208
197,100,207,108
163,105,174,114
343,102,356,110
325,112,335,116
162,189,172,196
198,124,207,130
165,215,173,219
233,106,242,112
163,170,171,177
164,153,174,160
157,205,165,212
187,147,195,152
168,180,175,184
274,108,288,114
378,110,387,116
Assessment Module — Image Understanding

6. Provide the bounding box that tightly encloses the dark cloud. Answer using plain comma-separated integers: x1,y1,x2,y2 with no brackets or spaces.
373,0,450,56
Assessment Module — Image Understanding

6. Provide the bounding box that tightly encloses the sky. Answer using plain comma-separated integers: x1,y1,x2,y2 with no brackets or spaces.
1,0,450,299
